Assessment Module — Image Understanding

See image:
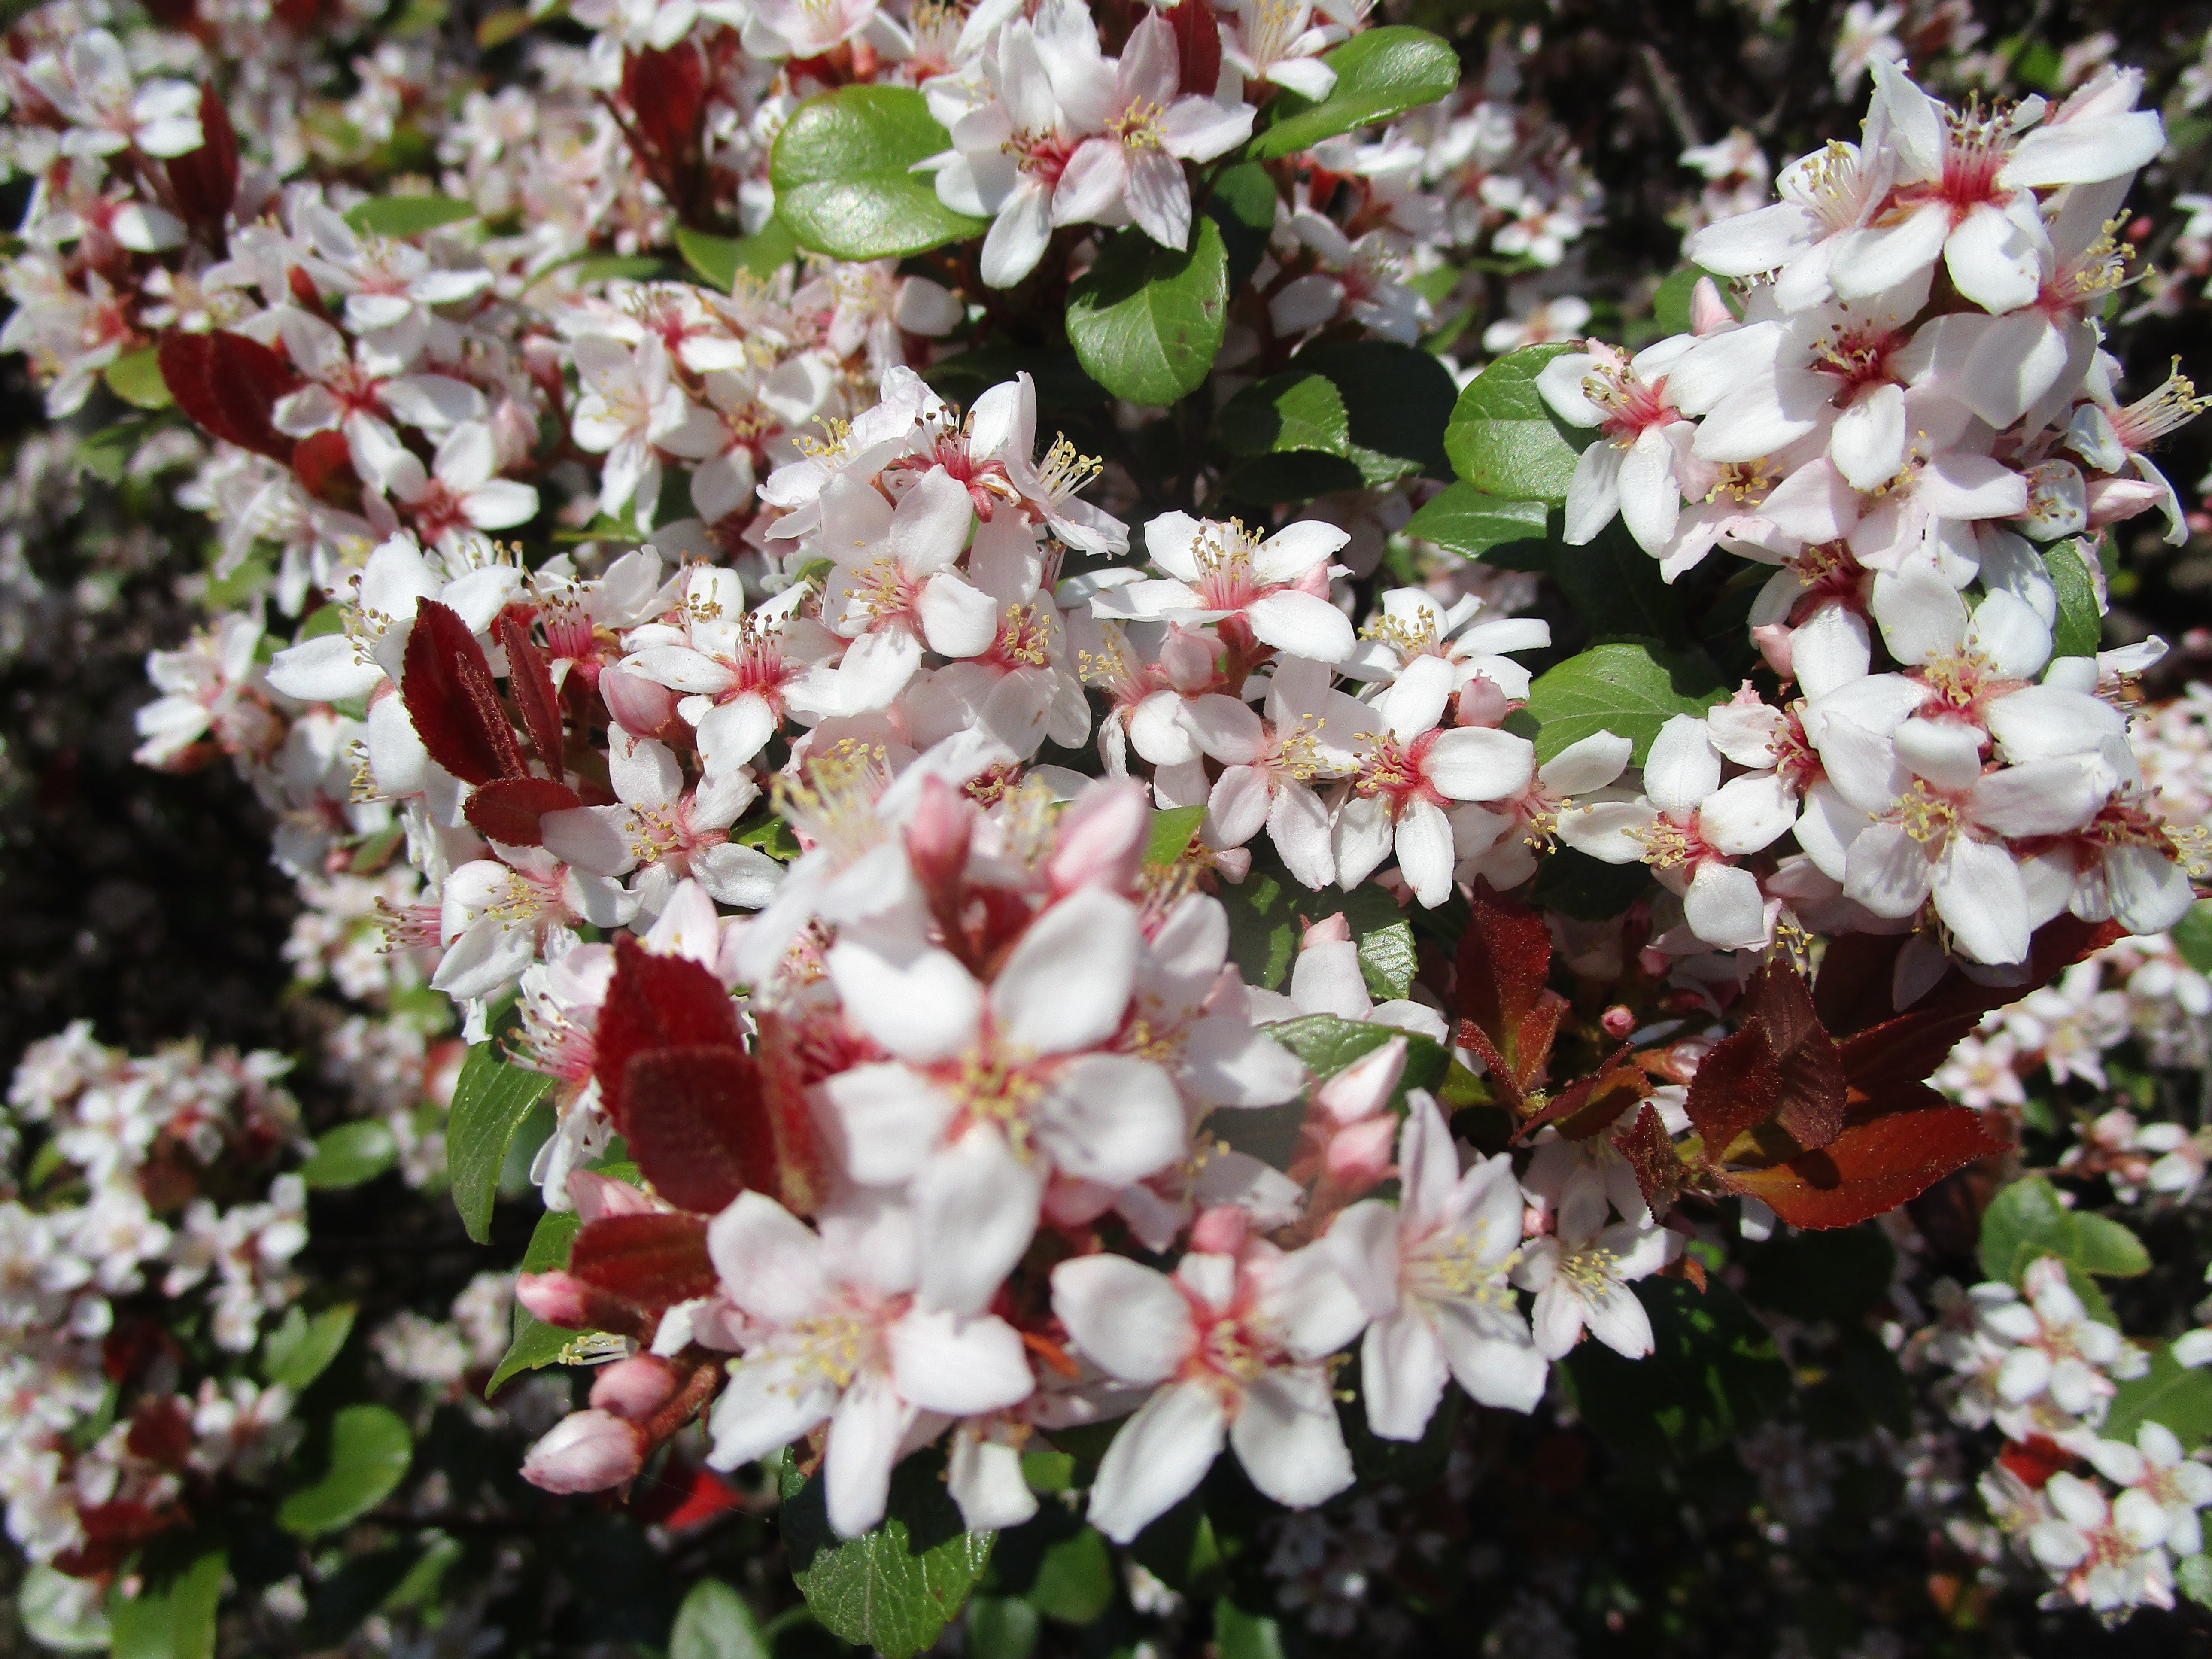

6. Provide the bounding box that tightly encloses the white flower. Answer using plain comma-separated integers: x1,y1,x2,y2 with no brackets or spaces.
1513,1179,1675,1360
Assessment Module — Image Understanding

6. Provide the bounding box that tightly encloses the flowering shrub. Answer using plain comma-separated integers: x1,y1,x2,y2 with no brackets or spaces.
6,0,2212,1655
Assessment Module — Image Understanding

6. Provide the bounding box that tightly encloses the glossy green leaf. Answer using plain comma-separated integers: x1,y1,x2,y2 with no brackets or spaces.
2105,1343,2212,1451
488,1208,585,1395
966,1596,1041,1659
1219,856,1300,989
1024,1525,1113,1624
1291,339,1457,485
677,222,799,289
1565,1278,1791,1462
2043,542,2103,658
565,253,672,285
342,194,476,237
1443,340,1591,504
1065,219,1228,406
1203,159,1278,292
672,1577,770,1659
1547,522,1689,644
298,1120,397,1189
1214,1598,1293,1659
1356,918,1418,1003
20,1565,111,1651
262,1303,358,1392
1217,370,1350,459
111,1548,225,1659
447,1041,556,1243
1249,26,1461,158
1523,641,1727,764
1147,804,1207,864
279,1404,413,1536
1978,1175,2149,1287
779,1449,994,1659
2179,1550,2212,1610
2174,899,2212,974
104,347,174,410
770,86,986,259
1263,1013,1449,1100
1404,482,1549,560
1529,846,1650,920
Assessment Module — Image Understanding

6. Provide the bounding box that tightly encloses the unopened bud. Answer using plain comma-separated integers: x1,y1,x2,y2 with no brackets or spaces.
905,773,973,893
520,1409,644,1493
1456,675,1511,729
1301,914,1352,948
1750,623,1794,681
1315,1035,1406,1125
599,663,678,738
570,1170,659,1223
1188,1205,1249,1255
516,1270,595,1329
2085,475,2164,527
589,1355,685,1421
1324,1116,1398,1191
1047,778,1149,895
1689,276,1734,336
1156,625,1217,691
1601,1005,1636,1039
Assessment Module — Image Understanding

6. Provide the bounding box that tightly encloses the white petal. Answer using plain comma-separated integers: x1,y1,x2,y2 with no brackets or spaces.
1052,1254,1193,1384
1087,1381,1227,1544
1228,1366,1355,1509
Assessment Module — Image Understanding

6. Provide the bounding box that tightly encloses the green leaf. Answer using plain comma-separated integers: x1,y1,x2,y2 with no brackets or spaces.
78,416,163,483
2105,1343,2212,1451
565,254,673,285
770,86,986,259
966,1596,1041,1659
1203,160,1278,292
1146,804,1207,865
262,1303,357,1392
1523,641,1727,764
1065,219,1228,406
1291,340,1458,485
1263,1014,1449,1100
1443,341,1592,504
676,223,799,289
1404,483,1549,561
279,1404,413,1535
1565,1277,1792,1462
342,194,477,237
20,1564,111,1651
1978,1175,2149,1287
111,1549,226,1659
2175,899,2212,975
922,346,1107,411
672,1578,770,1659
1357,918,1418,1002
298,1120,397,1189
779,1449,994,1659
488,1208,585,1395
1219,857,1300,990
735,814,804,861
1651,264,1736,336
447,1042,556,1244
1529,846,1650,920
2179,1551,2212,1610
1022,1526,1113,1624
104,347,174,410
2042,542,2102,658
1217,370,1350,459
1248,26,1461,158
1546,523,1688,644
1214,1598,1293,1659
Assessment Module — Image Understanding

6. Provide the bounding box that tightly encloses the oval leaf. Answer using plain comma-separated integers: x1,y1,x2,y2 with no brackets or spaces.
1523,641,1726,764
279,1404,413,1535
1404,482,1549,560
779,1449,994,1659
770,86,987,259
1248,26,1461,159
342,194,477,237
262,1303,358,1392
1444,341,1591,504
672,1577,769,1659
448,1041,555,1244
298,1121,397,1189
1065,219,1228,406
1288,339,1457,485
104,347,174,410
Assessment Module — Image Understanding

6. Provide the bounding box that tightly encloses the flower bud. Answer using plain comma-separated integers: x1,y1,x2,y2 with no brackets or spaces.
1456,674,1511,729
599,662,678,738
1188,1205,1249,1255
520,1409,644,1493
1689,276,1734,336
589,1355,685,1422
1301,914,1352,948
570,1170,660,1223
1601,1005,1636,1039
1750,623,1794,681
1047,778,1149,895
1315,1036,1406,1125
905,773,973,895
1324,1115,1398,1190
516,1270,595,1328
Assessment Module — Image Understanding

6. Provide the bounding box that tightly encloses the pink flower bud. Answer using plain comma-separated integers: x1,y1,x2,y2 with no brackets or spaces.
590,1355,685,1421
570,1170,660,1223
1324,1116,1398,1190
520,1409,644,1494
1301,914,1352,948
599,663,678,737
2085,476,2164,527
1689,276,1734,336
1601,1005,1636,1039
1750,623,1794,681
1315,1036,1406,1125
1047,778,1149,895
515,1271,594,1328
1188,1206,1249,1255
905,773,973,893
1456,675,1511,729
1156,626,1218,691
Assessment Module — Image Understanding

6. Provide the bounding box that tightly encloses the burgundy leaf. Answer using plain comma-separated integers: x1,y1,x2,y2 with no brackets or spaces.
1688,963,1844,1154
593,936,746,1136
1616,1104,1687,1221
465,776,584,847
158,329,300,463
1170,0,1222,95
401,597,528,786
1452,881,1561,1106
621,1045,780,1215
566,1212,719,1309
498,611,567,775
1720,1106,2008,1230
163,83,238,243
292,428,361,513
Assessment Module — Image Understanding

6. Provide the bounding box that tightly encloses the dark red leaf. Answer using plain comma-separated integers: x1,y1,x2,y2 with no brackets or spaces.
1615,1104,1686,1221
1998,1434,2077,1490
1170,0,1222,95
1453,881,1560,1104
1684,1022,1781,1155
754,1009,830,1215
401,597,528,786
164,83,238,242
157,328,299,463
622,1045,779,1216
1720,1106,2008,1230
292,428,361,513
1514,1044,1647,1142
498,612,568,775
634,1459,747,1529
1688,963,1844,1153
566,1212,718,1308
594,936,746,1135
465,776,584,846
125,1398,194,1467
